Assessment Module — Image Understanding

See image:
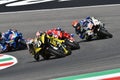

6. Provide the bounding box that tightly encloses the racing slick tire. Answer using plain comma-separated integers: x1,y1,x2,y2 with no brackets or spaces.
41,53,51,60
34,53,40,61
47,47,66,58
65,40,80,50
19,40,27,49
98,29,113,39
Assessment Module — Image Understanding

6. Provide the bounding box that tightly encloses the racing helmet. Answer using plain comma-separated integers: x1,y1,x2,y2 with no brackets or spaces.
48,33,53,37
56,27,62,31
72,20,79,28
70,34,74,37
19,32,23,38
7,29,13,34
47,30,53,37
86,16,91,20
86,16,93,23
47,30,52,35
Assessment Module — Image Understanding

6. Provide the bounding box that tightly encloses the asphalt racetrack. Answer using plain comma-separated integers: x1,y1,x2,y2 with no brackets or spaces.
0,5,120,80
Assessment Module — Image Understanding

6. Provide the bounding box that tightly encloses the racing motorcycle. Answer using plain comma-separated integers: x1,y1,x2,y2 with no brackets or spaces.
46,29,80,50
7,32,27,50
83,18,113,41
27,33,71,61
0,32,27,53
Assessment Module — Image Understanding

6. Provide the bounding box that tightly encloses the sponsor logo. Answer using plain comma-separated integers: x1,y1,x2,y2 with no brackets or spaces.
0,54,18,70
0,0,71,7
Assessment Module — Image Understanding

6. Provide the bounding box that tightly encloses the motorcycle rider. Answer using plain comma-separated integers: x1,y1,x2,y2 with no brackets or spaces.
33,31,56,58
3,29,24,50
35,31,60,48
46,27,65,39
35,31,50,48
72,16,94,39
3,29,13,41
0,29,18,52
56,27,62,31
10,29,21,49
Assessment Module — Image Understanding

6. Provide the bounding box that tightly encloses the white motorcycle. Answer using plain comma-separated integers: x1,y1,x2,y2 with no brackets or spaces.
84,17,113,41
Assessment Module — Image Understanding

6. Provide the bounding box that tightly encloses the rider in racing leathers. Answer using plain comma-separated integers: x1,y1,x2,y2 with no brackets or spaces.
0,29,16,52
46,27,65,39
3,29,13,41
3,29,23,49
10,29,20,49
72,16,94,39
32,31,56,57
35,31,50,48
35,31,61,48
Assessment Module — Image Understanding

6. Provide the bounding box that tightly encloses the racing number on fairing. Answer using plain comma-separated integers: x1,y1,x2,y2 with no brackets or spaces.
0,0,71,6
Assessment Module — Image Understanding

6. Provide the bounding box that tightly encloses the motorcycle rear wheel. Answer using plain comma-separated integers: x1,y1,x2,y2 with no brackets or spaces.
47,47,66,58
65,40,80,50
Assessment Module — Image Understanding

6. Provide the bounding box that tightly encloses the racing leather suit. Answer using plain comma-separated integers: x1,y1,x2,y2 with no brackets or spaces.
76,18,94,39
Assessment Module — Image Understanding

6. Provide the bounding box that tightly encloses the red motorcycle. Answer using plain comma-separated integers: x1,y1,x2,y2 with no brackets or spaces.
46,28,80,50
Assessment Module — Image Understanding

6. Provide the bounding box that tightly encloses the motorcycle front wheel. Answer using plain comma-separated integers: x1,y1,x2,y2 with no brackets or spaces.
85,34,92,41
65,40,80,50
34,53,40,61
98,29,113,39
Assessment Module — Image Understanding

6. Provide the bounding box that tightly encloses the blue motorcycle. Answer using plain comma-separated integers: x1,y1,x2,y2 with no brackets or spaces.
0,32,27,53
8,32,27,50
